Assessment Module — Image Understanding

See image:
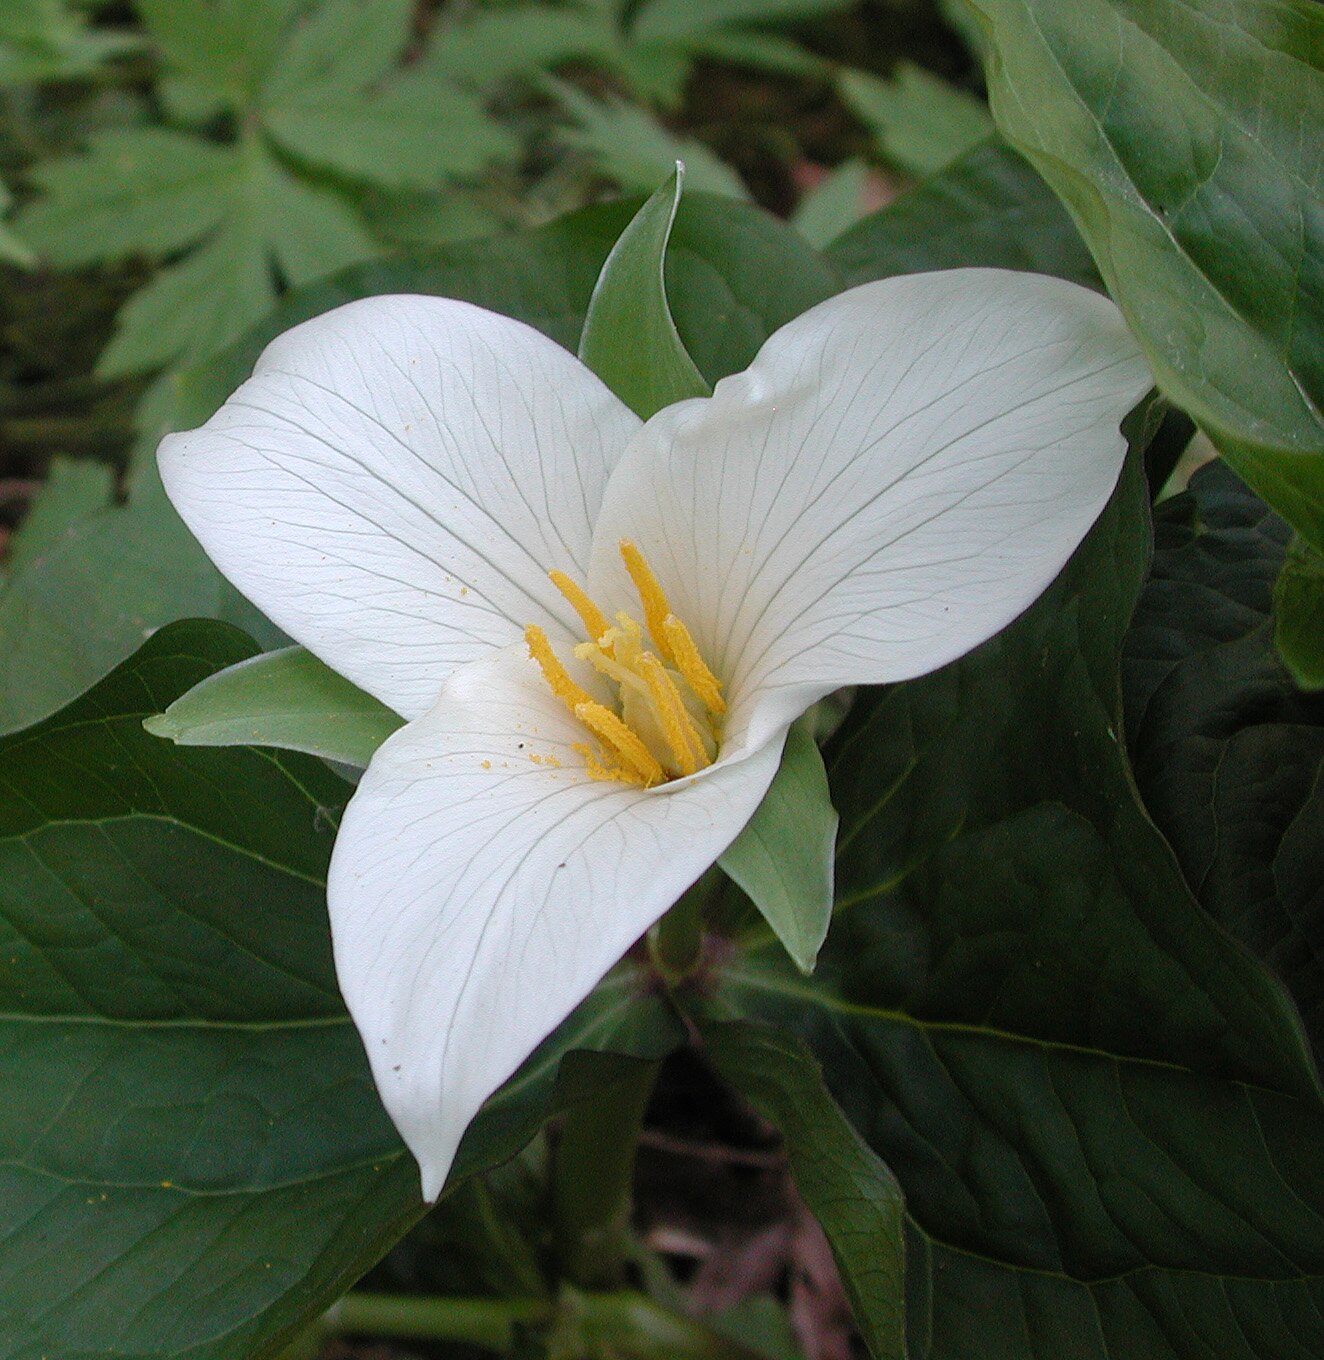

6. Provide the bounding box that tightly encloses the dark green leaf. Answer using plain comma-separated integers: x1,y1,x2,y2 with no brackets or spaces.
827,139,1097,288
0,620,680,1360
719,720,837,975
1124,463,1324,1055
720,455,1324,1357
1275,536,1324,691
145,645,404,766
579,166,710,418
700,1020,906,1360
968,0,1324,554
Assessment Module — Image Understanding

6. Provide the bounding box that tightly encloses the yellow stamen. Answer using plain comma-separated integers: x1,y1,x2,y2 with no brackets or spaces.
662,614,726,715
549,569,610,643
574,702,665,786
619,540,676,663
573,743,644,787
637,653,706,776
525,625,596,712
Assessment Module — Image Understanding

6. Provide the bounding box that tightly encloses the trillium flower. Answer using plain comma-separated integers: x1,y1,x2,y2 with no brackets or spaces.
159,268,1149,1199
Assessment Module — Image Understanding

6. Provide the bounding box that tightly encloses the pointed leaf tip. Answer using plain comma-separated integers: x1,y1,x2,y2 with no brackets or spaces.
578,167,710,419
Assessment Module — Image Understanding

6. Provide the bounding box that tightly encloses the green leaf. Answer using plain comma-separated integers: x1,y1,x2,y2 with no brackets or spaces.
135,0,293,102
719,720,837,974
699,1020,906,1360
680,27,828,79
0,177,33,267
547,78,751,200
421,6,623,89
263,72,516,189
4,456,113,574
630,0,854,43
0,619,681,1360
790,158,873,249
0,0,141,85
96,211,275,377
579,166,710,418
16,128,237,266
260,0,412,103
145,644,404,766
968,0,1324,555
92,141,374,377
719,456,1324,1358
254,148,377,286
827,139,1097,287
1124,463,1324,1054
1275,535,1324,691
838,63,994,178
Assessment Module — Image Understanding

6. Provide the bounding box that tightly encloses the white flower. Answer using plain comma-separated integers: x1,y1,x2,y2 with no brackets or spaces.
159,268,1149,1199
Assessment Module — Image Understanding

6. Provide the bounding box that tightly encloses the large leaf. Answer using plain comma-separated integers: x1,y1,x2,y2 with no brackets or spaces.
719,455,1324,1358
968,0,1324,555
1123,462,1324,1056
0,620,679,1360
1275,535,1324,690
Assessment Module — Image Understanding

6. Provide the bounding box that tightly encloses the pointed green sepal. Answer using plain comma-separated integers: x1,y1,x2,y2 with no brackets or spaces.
144,644,403,767
719,718,838,974
578,163,711,419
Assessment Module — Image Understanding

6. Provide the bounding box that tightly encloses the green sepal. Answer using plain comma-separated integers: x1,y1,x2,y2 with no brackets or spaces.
577,165,711,419
144,644,404,767
1274,535,1324,692
719,719,838,974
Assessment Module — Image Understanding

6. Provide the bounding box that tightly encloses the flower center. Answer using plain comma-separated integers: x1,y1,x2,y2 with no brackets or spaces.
525,541,725,787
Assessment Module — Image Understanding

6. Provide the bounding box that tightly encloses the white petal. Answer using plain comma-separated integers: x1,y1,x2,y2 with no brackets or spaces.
328,644,783,1199
589,269,1151,760
159,295,641,719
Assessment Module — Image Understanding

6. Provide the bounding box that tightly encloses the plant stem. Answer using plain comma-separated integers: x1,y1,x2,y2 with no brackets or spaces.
650,865,721,980
330,1289,769,1360
553,1059,660,1288
330,1292,552,1351
555,1288,773,1360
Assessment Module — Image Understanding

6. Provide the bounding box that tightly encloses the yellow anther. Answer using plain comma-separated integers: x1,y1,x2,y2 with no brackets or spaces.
525,625,596,714
637,653,707,776
549,569,611,644
662,614,726,715
574,701,665,786
619,540,676,664
574,743,644,787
